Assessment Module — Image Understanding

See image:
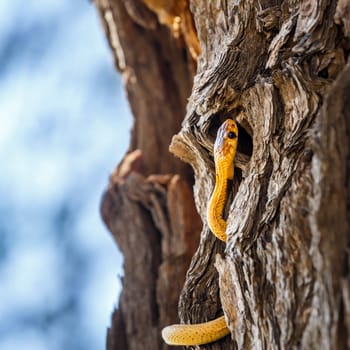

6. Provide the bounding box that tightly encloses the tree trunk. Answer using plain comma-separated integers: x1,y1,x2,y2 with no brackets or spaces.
96,0,350,349
96,1,201,350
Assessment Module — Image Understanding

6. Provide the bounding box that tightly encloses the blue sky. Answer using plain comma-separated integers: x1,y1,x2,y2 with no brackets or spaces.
0,1,130,349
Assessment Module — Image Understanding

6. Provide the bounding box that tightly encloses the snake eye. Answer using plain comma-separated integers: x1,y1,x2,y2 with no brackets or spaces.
227,131,236,139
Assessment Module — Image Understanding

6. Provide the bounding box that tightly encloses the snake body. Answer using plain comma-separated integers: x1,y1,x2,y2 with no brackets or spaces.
162,119,238,346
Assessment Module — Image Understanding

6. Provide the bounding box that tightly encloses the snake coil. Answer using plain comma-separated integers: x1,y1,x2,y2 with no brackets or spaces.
162,119,238,346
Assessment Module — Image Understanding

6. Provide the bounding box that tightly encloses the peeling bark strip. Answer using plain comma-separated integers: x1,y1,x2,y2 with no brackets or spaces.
169,1,350,349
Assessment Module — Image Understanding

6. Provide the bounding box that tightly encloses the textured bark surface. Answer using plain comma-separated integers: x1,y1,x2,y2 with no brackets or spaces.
96,0,350,349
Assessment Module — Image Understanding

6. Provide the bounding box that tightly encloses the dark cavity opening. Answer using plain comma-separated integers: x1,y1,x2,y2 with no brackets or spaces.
237,123,253,157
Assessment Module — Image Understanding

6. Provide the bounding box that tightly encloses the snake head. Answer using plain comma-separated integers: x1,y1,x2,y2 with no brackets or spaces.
213,119,238,165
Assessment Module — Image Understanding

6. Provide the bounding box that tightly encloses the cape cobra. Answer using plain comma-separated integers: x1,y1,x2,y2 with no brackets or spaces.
162,119,238,346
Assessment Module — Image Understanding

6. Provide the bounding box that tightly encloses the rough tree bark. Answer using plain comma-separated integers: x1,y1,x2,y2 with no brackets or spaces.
96,0,350,349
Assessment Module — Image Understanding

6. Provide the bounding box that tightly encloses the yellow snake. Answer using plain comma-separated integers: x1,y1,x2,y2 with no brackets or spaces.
162,119,238,346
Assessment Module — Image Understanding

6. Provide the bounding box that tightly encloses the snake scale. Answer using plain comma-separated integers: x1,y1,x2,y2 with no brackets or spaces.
162,119,238,346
